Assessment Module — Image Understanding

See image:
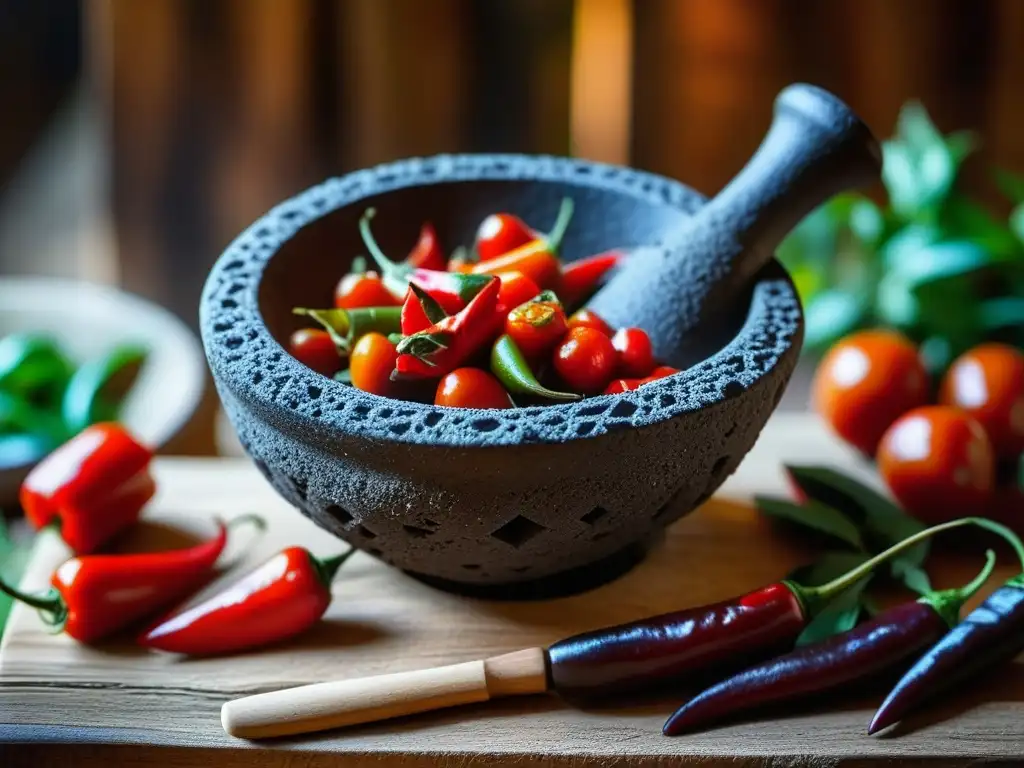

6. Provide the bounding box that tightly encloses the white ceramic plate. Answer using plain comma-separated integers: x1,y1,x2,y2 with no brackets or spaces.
0,277,206,504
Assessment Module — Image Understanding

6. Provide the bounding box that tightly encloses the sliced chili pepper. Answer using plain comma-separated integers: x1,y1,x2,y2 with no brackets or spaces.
405,222,447,271
360,209,492,311
470,198,574,291
663,550,998,735
0,515,263,644
139,546,356,656
560,250,622,309
393,277,502,380
869,532,1024,735
491,335,580,402
495,270,541,314
20,423,155,554
474,212,537,262
400,283,449,336
293,306,401,354
62,345,148,435
547,517,1012,701
506,290,568,359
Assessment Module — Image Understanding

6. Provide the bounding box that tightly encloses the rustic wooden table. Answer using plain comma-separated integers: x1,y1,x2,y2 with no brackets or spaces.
1,414,1022,767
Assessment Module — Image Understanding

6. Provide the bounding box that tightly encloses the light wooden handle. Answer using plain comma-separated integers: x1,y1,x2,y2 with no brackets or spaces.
221,647,549,739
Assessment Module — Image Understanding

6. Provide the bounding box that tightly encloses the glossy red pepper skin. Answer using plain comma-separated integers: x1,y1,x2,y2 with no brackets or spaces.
405,222,447,271
394,277,503,379
546,582,806,700
560,250,622,308
495,271,541,314
400,285,449,336
20,423,155,554
474,213,536,262
869,577,1024,735
664,600,949,735
140,546,351,656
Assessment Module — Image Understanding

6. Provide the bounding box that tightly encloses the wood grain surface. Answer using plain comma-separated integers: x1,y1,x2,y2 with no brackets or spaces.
2,414,1022,767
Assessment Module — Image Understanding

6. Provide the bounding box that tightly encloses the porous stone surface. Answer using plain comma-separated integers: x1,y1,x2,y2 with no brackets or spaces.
200,154,803,591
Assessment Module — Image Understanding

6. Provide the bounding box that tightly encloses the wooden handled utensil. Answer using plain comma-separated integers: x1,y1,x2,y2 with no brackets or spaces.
588,82,882,367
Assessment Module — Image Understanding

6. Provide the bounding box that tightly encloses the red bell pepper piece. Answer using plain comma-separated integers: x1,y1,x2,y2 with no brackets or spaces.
405,222,447,271
139,546,355,656
360,209,491,313
394,277,502,379
560,250,622,309
20,423,155,554
0,516,262,644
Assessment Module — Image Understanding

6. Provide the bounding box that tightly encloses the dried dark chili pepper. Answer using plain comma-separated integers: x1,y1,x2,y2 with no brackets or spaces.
393,277,502,379
548,517,1014,702
560,250,622,309
663,549,998,735
360,209,492,312
490,334,579,402
139,546,356,656
869,530,1024,734
0,515,263,644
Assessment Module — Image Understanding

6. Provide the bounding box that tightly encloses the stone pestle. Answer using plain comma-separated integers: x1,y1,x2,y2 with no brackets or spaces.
587,83,882,368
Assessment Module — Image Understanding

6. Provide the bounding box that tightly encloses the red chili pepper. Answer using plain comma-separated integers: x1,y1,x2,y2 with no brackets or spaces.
663,550,999,735
139,546,355,656
400,284,449,336
547,520,982,701
0,516,263,644
470,198,574,291
495,270,541,314
560,250,622,309
505,290,568,360
20,423,155,554
474,212,537,262
394,277,502,379
405,222,447,271
360,209,491,312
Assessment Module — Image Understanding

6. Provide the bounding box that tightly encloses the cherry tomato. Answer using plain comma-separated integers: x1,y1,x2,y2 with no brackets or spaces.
435,368,513,409
288,329,340,378
496,271,541,313
646,365,680,379
612,327,655,378
812,330,929,456
553,327,617,395
349,332,398,396
877,405,994,525
335,271,400,310
604,378,644,395
474,213,536,262
939,343,1024,460
506,298,568,359
567,309,613,337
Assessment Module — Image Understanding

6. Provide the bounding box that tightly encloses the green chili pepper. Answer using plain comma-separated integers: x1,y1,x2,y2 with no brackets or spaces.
61,345,148,435
490,334,580,402
0,334,72,402
293,306,402,353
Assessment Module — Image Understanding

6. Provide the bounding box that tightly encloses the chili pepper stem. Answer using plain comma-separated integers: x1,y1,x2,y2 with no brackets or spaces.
312,548,358,586
920,549,997,628
545,198,575,251
359,209,409,288
0,581,67,628
790,517,1024,618
227,513,267,532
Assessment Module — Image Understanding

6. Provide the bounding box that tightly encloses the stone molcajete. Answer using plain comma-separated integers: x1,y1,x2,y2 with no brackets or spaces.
201,84,881,598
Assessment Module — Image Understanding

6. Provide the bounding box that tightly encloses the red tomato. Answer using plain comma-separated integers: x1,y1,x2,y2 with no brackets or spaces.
288,329,340,378
334,272,400,310
877,405,995,525
939,343,1024,460
435,368,513,409
474,213,536,262
349,332,398,396
496,271,541,313
567,309,613,337
812,330,930,456
604,378,644,395
553,327,617,395
646,366,680,379
506,299,568,359
612,327,655,378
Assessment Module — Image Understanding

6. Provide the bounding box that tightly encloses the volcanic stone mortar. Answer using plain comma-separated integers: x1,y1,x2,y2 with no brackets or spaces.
201,154,803,598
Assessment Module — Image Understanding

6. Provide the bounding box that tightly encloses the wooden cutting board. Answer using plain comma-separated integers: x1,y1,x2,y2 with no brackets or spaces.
2,414,1022,768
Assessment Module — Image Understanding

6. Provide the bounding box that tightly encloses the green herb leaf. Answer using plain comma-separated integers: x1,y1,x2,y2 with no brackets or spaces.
796,577,870,646
995,169,1024,205
61,345,148,435
980,297,1024,332
892,560,932,596
755,496,864,550
1011,204,1024,244
803,289,868,351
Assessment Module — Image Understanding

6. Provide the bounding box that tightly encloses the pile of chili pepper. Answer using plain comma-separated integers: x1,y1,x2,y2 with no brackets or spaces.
659,516,1024,737
3,423,355,654
0,333,147,470
287,202,680,408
